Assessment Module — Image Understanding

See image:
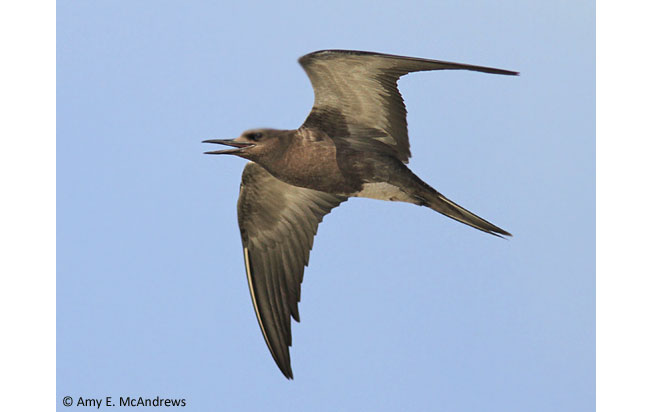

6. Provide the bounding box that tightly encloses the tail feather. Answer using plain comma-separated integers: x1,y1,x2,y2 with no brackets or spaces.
424,191,511,237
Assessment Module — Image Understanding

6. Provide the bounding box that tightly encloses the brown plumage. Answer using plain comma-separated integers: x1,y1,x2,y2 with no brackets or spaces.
204,50,517,379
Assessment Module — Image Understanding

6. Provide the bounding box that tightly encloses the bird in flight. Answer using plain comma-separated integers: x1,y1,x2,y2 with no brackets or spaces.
204,50,517,379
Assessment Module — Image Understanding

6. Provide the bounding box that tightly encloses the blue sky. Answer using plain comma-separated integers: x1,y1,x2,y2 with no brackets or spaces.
57,1,594,411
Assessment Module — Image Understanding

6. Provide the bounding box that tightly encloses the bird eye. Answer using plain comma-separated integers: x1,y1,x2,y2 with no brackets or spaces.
248,133,263,141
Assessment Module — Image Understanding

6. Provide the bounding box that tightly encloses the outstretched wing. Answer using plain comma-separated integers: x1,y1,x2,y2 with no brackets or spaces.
237,162,347,379
299,49,518,163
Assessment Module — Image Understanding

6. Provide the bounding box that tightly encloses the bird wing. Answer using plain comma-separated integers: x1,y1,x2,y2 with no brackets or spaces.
237,162,347,379
299,49,518,163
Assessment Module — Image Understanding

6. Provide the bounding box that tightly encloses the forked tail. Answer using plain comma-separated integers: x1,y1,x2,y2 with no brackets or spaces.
420,190,511,237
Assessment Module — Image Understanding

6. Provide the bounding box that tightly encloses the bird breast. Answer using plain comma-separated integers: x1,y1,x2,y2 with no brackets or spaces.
265,130,356,195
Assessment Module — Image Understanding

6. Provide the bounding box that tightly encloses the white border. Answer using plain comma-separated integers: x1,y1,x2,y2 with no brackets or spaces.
0,2,56,411
597,1,651,411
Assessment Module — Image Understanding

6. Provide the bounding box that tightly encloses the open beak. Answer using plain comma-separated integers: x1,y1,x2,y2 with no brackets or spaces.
202,139,255,155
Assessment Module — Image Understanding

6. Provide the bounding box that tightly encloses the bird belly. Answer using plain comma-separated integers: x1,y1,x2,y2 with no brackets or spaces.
354,182,413,202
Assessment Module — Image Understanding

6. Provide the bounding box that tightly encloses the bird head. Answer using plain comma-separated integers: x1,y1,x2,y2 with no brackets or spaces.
203,129,287,162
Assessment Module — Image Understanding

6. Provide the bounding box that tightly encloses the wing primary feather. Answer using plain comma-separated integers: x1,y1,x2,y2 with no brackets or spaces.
243,247,275,360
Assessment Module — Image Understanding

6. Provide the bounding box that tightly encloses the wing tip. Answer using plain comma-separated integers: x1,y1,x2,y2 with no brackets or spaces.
493,68,519,76
488,228,513,239
281,365,294,380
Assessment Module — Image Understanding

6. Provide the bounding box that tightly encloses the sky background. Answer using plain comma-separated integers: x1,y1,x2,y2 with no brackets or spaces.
57,1,594,411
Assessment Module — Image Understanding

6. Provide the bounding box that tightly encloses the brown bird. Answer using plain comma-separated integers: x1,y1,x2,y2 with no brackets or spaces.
204,50,516,379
